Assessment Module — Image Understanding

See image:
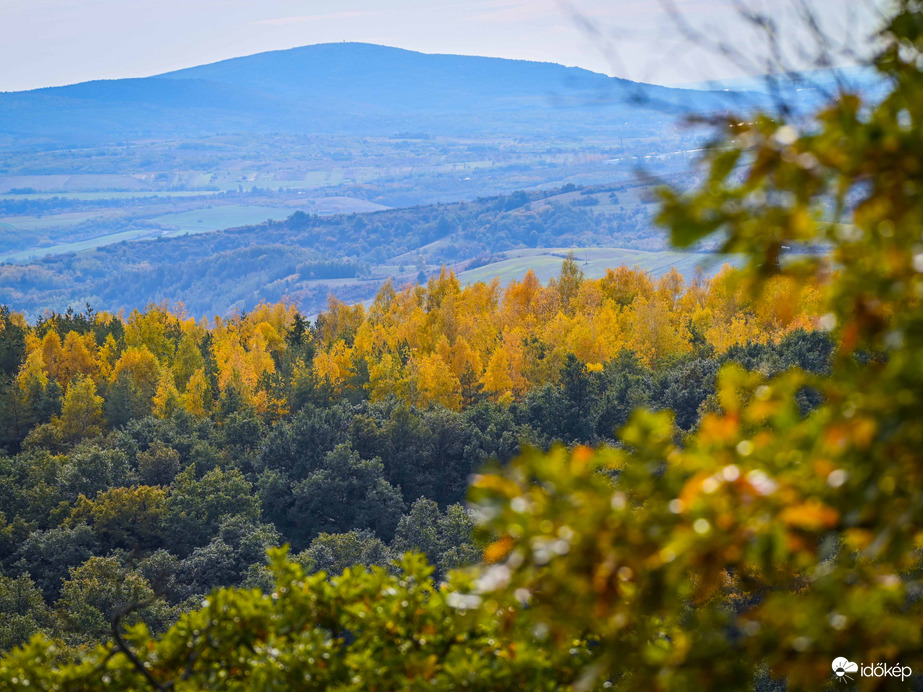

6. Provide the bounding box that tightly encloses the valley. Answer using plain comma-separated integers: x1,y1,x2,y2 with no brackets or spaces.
0,43,740,319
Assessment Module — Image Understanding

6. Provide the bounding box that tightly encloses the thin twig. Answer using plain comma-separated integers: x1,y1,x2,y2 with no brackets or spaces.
110,599,169,692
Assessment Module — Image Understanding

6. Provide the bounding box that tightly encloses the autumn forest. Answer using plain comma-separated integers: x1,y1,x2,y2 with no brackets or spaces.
2,0,923,689
0,260,826,654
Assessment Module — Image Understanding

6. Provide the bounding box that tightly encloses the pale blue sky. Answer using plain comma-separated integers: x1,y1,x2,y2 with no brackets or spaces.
0,0,883,92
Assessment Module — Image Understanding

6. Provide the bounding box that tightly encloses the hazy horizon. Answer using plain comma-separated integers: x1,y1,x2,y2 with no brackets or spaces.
0,0,882,93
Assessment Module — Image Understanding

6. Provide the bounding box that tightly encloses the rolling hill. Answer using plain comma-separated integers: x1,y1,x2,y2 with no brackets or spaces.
0,43,743,147
0,184,725,319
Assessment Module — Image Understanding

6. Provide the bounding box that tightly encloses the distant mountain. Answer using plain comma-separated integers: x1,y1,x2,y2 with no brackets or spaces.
157,43,717,112
0,43,743,148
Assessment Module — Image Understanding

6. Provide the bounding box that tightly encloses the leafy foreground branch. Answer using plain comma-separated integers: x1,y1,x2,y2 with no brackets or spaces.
1,552,588,690
467,2,923,689
4,1,923,690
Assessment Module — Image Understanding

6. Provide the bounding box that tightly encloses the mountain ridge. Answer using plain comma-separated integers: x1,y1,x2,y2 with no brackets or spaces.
0,42,741,147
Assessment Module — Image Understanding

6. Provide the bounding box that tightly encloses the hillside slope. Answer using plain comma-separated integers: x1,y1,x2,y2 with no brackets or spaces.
0,43,740,146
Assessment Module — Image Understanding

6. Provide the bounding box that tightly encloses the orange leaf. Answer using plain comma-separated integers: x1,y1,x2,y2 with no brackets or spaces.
780,501,839,530
484,535,514,564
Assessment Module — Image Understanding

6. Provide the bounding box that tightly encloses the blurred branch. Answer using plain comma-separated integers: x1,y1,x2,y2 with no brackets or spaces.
110,599,168,692
562,0,885,119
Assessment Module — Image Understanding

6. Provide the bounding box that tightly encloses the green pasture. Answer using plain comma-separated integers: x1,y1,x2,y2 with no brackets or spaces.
0,212,97,230
150,205,294,232
456,247,738,285
0,228,158,263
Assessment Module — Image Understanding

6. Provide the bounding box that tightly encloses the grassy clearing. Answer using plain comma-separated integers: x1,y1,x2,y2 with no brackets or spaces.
456,247,738,285
150,205,295,231
0,212,99,230
0,229,158,263
306,197,390,214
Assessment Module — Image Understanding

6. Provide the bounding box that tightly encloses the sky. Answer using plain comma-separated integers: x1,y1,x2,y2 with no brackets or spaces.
0,0,884,93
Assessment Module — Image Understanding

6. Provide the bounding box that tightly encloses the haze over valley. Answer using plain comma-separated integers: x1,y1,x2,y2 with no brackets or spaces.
0,42,755,317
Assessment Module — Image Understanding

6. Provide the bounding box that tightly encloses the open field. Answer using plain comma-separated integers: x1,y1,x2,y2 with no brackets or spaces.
0,211,101,230
150,205,298,232
303,197,390,214
0,190,222,201
456,247,737,285
0,228,162,263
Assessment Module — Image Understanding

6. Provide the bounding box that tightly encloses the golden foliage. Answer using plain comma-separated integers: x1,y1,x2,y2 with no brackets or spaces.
8,266,821,417
319,265,821,403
